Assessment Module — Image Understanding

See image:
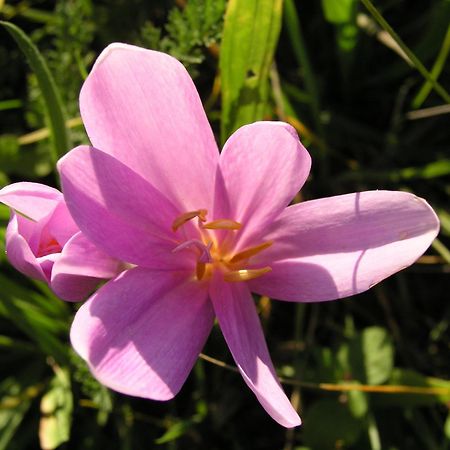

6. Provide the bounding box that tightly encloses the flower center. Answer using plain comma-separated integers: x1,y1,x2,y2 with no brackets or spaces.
37,237,62,257
171,209,272,283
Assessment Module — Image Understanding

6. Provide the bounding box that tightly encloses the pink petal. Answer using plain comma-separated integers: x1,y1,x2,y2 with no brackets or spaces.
71,268,214,400
0,182,61,221
217,122,311,250
80,43,219,211
58,145,192,270
51,232,122,302
5,213,47,282
209,275,301,428
250,191,440,302
46,201,79,246
37,253,59,281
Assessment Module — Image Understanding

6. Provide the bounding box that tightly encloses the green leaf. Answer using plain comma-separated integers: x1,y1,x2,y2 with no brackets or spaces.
0,172,9,189
0,371,44,450
348,327,394,385
303,399,363,449
444,412,450,440
39,367,72,450
347,386,369,419
0,21,70,163
220,0,283,142
321,0,359,80
437,209,450,237
155,420,194,445
321,0,356,24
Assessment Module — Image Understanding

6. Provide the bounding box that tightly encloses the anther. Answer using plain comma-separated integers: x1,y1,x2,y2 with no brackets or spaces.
228,241,273,264
196,261,206,280
172,209,207,232
202,219,242,230
223,266,272,282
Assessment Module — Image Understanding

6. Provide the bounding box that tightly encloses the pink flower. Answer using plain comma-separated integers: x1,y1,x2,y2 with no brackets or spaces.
57,44,439,427
0,182,122,301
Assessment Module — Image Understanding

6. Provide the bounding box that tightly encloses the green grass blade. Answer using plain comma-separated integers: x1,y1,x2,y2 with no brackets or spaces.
411,25,450,109
0,99,22,111
360,0,450,104
284,0,322,131
0,21,70,163
220,0,283,143
321,0,359,78
0,379,34,450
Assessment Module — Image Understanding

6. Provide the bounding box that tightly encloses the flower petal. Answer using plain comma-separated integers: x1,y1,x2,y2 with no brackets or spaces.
5,213,47,282
71,268,214,400
80,43,219,210
37,253,58,281
46,201,79,246
58,145,191,269
209,275,301,428
217,122,311,249
250,191,440,302
51,232,122,302
0,182,61,221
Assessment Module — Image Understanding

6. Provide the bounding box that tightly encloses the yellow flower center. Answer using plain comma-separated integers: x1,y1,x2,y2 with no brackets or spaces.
172,209,272,283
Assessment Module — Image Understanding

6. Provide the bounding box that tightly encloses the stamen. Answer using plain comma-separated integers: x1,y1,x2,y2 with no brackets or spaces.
224,266,272,282
228,241,273,264
196,261,206,280
172,209,207,232
202,219,242,230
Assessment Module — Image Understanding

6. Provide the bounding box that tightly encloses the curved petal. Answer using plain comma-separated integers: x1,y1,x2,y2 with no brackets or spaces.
37,253,58,281
250,191,440,302
71,268,214,400
209,275,301,428
46,201,79,246
51,232,122,302
0,182,61,221
217,122,311,250
5,213,47,282
80,43,219,210
58,145,192,270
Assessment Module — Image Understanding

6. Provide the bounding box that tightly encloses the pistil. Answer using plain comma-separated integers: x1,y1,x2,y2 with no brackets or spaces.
172,239,213,263
171,209,272,284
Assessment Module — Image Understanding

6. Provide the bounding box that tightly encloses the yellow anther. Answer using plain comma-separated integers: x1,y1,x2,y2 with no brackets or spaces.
196,261,206,280
172,209,208,232
202,219,242,230
228,241,273,264
223,266,272,282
